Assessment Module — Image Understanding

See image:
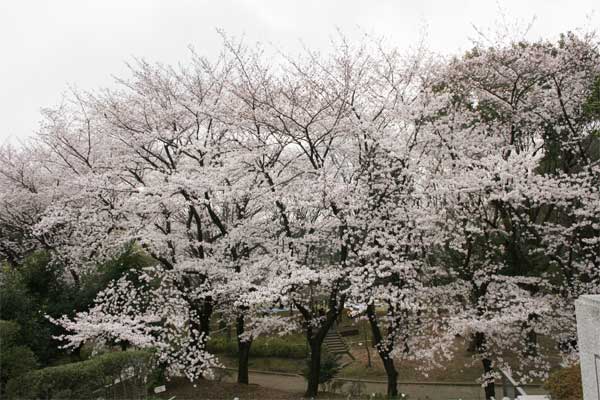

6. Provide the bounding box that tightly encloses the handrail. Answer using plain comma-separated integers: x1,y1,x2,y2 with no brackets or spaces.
499,368,528,397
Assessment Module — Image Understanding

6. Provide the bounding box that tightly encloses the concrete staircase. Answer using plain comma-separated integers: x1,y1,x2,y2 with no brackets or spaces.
323,326,355,360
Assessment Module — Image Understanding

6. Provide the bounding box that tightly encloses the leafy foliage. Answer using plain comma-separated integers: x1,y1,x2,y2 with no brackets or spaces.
0,248,153,366
0,321,37,393
0,253,75,364
5,350,154,400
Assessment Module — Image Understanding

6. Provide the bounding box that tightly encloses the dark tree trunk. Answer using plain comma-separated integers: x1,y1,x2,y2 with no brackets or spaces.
237,341,251,384
236,314,252,384
367,304,398,398
187,297,213,380
466,336,477,353
525,327,538,356
383,360,398,399
474,331,495,400
305,339,323,398
299,304,342,398
523,313,538,357
69,268,80,288
482,358,495,399
198,298,213,339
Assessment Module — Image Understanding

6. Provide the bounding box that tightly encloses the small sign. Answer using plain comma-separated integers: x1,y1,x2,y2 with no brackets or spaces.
154,385,167,394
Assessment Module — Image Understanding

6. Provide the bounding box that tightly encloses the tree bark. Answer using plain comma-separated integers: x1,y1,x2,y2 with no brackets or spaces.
305,339,323,398
474,331,495,400
523,313,538,357
367,304,398,398
482,357,495,400
383,360,399,399
300,304,341,398
197,298,213,339
236,314,252,384
69,268,80,288
188,297,213,379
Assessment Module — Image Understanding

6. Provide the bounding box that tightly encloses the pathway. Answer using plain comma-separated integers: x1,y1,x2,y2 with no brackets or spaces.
218,368,547,400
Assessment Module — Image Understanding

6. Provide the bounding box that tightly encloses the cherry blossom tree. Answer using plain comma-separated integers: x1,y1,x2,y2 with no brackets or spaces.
0,137,93,287
50,266,220,381
6,27,598,400
0,143,50,266
420,30,600,398
37,52,289,384
345,57,461,396
34,58,238,380
215,36,387,396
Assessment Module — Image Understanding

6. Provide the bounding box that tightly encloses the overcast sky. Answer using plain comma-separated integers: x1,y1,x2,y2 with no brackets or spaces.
1,0,598,143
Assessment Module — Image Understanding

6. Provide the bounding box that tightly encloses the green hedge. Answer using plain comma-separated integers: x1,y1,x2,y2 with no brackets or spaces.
0,320,37,393
6,350,154,400
0,320,21,346
208,336,308,359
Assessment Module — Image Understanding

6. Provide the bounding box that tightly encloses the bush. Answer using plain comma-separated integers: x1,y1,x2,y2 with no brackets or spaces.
0,321,37,393
207,335,308,359
0,255,78,365
544,364,583,400
0,320,20,346
1,248,155,367
5,350,154,400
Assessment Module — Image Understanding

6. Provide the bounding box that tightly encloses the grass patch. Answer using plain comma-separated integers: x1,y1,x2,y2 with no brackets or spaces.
218,355,303,374
208,334,308,359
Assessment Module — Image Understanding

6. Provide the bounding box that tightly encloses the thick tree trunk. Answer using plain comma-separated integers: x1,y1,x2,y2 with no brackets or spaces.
237,341,251,384
198,298,213,339
474,331,495,400
383,359,398,398
367,304,399,398
482,358,495,399
236,314,252,384
305,339,322,398
187,297,213,380
523,313,538,357
295,285,345,398
69,268,80,288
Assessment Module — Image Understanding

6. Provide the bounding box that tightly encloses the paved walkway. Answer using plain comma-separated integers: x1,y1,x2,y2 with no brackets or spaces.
219,368,548,400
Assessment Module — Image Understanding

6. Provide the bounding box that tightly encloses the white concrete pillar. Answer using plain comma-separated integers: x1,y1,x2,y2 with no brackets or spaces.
575,295,600,400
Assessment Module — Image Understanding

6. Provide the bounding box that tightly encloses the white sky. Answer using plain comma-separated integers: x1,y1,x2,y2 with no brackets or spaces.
1,0,598,143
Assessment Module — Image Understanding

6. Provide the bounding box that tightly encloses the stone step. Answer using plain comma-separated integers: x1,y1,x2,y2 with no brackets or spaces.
324,342,347,349
324,343,347,349
321,326,354,358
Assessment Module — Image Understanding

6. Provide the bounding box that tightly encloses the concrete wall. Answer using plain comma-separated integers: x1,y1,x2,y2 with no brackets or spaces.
576,295,600,400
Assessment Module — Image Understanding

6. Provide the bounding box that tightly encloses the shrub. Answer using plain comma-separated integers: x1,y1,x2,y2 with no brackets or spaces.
0,320,21,347
544,364,583,400
5,350,154,400
0,321,37,393
1,248,155,367
0,255,78,365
